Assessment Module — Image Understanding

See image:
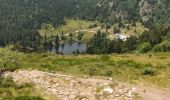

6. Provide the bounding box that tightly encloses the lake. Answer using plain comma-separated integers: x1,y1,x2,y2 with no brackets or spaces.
52,42,87,54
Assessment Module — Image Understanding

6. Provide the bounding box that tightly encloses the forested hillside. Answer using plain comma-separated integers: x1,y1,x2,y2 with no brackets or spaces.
0,0,169,51
1,0,169,30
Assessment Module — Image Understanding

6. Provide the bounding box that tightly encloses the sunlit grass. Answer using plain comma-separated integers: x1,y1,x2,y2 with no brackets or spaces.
19,52,170,90
121,22,148,36
107,22,148,36
56,19,98,33
39,19,99,36
1,47,170,90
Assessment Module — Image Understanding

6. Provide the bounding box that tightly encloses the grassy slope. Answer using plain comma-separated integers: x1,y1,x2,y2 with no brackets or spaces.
55,19,98,33
39,19,99,35
19,52,170,90
1,47,170,91
39,20,147,43
39,19,100,43
108,22,148,36
121,22,148,36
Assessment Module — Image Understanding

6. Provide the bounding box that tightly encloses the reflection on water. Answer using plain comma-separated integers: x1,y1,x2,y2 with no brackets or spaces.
52,42,87,54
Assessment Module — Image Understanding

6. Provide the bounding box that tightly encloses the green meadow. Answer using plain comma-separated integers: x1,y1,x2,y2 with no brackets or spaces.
1,47,170,91
39,19,99,35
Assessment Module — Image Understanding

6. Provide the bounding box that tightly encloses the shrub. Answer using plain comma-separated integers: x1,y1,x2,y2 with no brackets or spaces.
88,68,96,76
165,32,170,41
106,24,111,30
105,71,113,76
0,77,15,88
88,24,97,28
152,45,161,52
136,42,152,53
0,76,43,100
152,41,170,52
118,60,141,68
0,48,21,72
142,68,156,76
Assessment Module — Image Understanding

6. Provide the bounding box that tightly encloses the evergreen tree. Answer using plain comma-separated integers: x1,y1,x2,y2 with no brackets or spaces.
48,40,53,52
43,34,48,51
55,35,60,53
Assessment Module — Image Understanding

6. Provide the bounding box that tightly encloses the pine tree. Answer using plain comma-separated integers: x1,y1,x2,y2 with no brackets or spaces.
48,39,53,52
55,35,60,53
43,34,48,51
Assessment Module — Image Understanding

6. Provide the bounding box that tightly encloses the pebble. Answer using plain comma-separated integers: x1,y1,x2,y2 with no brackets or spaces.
132,87,136,93
109,78,113,81
103,87,113,94
115,94,120,97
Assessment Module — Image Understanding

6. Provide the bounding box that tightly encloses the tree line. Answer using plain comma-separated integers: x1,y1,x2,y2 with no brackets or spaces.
87,25,170,54
0,0,169,53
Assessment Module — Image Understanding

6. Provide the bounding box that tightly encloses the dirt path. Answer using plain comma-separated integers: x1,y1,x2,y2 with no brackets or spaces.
134,85,170,100
3,70,170,100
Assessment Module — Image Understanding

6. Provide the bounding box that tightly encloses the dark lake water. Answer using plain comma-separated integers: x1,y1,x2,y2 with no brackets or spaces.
52,42,87,54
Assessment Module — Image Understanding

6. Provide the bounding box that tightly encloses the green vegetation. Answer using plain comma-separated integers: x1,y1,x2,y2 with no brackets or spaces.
109,22,147,36
0,47,21,72
87,31,110,54
87,25,170,54
0,0,170,49
142,68,156,76
20,52,170,90
0,77,43,100
0,0,170,99
39,19,99,43
0,47,165,89
120,22,147,36
152,41,170,52
39,19,98,35
3,96,44,100
136,42,152,53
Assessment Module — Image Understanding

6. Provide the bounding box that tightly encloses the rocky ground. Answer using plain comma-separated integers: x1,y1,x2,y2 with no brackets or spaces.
3,70,139,100
3,70,170,100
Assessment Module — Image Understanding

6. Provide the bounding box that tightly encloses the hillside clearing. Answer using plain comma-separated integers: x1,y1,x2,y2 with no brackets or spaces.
39,19,99,36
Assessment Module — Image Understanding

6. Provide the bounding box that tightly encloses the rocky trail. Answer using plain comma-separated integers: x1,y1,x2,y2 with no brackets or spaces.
3,70,170,100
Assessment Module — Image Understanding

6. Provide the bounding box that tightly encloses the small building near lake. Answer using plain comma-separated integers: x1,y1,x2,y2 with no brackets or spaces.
115,33,129,41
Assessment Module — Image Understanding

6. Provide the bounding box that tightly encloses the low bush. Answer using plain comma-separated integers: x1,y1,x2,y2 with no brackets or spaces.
136,42,152,53
0,77,15,88
159,41,170,51
152,41,170,52
165,32,170,41
152,45,161,52
0,77,43,99
105,70,113,76
88,68,96,76
142,68,156,76
0,48,21,72
88,24,97,28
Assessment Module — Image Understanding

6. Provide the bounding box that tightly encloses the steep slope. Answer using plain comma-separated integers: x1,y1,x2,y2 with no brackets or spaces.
138,0,170,26
0,0,169,32
0,0,169,47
